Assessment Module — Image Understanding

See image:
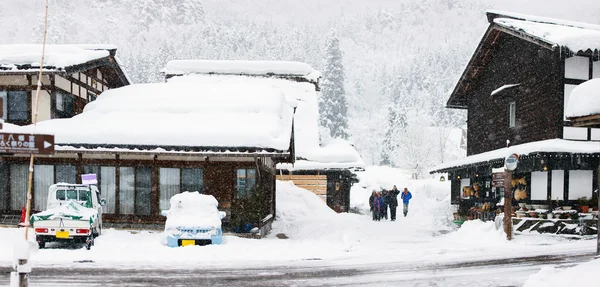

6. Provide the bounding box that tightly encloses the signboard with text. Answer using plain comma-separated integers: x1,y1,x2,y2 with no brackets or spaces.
0,132,55,155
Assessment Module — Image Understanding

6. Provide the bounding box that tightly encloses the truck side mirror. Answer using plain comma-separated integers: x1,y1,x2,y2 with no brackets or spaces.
219,211,226,219
161,210,169,217
100,198,106,206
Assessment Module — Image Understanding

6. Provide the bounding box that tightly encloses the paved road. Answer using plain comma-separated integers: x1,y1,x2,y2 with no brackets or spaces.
1,252,596,286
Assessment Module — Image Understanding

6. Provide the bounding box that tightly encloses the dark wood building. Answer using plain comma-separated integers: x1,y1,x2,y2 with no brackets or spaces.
0,44,130,126
0,72,300,234
431,11,600,208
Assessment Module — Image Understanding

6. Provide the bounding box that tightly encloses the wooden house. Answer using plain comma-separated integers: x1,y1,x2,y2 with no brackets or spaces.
430,11,600,209
163,60,364,213
0,44,130,125
0,70,301,234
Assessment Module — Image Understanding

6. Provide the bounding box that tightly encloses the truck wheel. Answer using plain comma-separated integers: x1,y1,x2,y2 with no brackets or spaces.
86,236,94,250
38,241,45,249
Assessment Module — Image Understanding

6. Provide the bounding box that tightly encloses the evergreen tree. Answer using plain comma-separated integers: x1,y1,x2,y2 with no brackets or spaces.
319,31,349,139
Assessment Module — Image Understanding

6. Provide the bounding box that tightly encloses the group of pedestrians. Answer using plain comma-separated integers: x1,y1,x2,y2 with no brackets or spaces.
369,185,412,221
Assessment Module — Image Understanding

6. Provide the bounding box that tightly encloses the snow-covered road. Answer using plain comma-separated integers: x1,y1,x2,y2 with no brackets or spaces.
0,252,595,286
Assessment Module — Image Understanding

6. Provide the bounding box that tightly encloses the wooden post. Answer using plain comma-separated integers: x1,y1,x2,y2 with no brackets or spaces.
18,259,28,287
503,170,513,240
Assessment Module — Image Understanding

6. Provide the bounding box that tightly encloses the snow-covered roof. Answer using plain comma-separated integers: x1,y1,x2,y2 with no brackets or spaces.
566,78,600,118
488,10,600,52
4,74,300,152
430,139,600,173
278,139,365,171
163,60,321,87
0,44,116,72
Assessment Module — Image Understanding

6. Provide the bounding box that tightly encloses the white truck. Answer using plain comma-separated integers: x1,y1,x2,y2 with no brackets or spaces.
31,184,105,250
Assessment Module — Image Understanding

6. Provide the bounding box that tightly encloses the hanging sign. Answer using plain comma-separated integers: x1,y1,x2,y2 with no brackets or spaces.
81,174,98,185
505,153,519,171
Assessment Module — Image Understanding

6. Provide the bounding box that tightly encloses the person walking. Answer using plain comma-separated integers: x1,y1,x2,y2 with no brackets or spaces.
401,187,413,217
389,185,400,221
381,189,389,220
372,191,383,221
369,190,376,221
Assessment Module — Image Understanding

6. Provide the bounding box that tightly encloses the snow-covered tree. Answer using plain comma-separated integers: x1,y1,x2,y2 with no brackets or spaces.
319,31,349,139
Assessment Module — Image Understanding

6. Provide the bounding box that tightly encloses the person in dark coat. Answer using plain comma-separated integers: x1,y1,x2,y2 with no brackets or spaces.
369,190,376,221
388,185,400,221
381,189,389,220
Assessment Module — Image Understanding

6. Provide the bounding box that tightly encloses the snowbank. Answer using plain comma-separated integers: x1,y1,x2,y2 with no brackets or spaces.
523,258,600,287
0,44,111,70
4,75,302,151
565,78,600,118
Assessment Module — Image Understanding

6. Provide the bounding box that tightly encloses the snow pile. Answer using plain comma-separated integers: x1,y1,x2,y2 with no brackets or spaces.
0,44,111,70
523,258,600,287
30,201,98,224
565,78,600,117
163,60,322,84
490,11,600,52
5,75,302,151
162,192,222,230
275,181,337,223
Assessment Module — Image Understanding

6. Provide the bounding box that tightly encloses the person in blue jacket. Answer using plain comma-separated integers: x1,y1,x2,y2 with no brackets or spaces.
400,187,413,217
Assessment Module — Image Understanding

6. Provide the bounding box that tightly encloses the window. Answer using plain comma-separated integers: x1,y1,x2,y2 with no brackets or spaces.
55,165,76,184
5,91,29,122
119,167,135,214
159,168,204,211
236,169,256,198
119,166,153,215
0,91,6,121
160,168,180,211
0,164,9,211
182,168,203,193
88,93,97,102
509,102,516,128
10,164,28,210
54,90,74,118
100,167,116,213
34,165,54,211
135,167,152,216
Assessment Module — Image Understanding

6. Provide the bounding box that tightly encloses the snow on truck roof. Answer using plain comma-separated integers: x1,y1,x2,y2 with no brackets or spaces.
566,78,600,118
3,74,301,152
488,10,600,53
0,44,116,71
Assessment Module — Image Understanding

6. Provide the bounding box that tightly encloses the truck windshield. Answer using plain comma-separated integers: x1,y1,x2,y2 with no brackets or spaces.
56,189,90,202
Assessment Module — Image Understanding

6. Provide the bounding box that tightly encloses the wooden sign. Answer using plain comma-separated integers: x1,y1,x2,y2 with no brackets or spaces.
0,132,55,155
492,172,505,187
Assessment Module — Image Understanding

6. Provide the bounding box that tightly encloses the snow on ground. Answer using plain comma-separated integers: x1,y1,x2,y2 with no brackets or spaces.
523,257,600,287
0,166,596,269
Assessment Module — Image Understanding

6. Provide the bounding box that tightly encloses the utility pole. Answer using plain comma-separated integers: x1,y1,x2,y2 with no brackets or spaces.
503,153,519,241
503,170,513,240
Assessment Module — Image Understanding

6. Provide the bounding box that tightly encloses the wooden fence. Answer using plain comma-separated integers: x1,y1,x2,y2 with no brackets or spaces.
277,174,328,202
